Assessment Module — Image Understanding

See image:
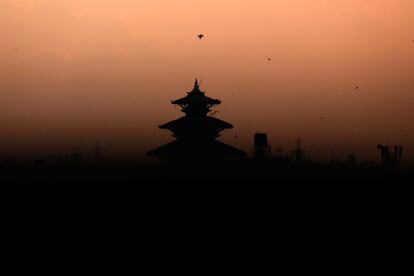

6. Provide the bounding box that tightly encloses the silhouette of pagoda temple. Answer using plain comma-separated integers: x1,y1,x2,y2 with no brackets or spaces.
147,79,246,161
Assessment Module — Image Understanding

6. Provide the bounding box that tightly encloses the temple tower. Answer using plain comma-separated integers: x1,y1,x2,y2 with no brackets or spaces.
147,79,246,161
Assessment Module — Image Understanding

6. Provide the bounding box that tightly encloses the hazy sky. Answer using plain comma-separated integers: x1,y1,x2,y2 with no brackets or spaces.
1,0,413,161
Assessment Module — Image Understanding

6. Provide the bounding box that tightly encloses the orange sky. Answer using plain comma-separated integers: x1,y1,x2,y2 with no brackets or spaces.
1,0,413,162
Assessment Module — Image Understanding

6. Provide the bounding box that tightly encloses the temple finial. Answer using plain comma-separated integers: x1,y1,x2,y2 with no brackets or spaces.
194,78,199,89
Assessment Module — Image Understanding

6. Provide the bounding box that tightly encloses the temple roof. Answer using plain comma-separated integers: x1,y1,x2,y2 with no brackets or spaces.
159,116,233,130
172,79,221,106
146,78,246,160
146,140,246,159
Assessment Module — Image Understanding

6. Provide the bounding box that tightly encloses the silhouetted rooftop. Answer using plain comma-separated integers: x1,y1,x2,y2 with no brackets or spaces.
159,116,233,130
172,79,221,106
147,78,246,160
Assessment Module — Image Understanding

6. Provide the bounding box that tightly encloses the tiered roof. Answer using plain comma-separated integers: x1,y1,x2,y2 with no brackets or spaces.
172,79,221,106
147,79,246,160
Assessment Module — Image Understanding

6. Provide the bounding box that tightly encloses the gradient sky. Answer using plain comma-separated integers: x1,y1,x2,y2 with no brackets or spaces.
1,0,413,162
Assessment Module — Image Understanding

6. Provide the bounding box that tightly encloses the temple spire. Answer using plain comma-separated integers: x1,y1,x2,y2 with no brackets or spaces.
194,78,200,90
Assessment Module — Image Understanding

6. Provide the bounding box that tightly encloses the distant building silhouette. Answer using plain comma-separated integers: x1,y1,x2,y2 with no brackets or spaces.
254,133,271,160
70,145,83,164
346,154,357,167
377,144,403,169
147,79,246,160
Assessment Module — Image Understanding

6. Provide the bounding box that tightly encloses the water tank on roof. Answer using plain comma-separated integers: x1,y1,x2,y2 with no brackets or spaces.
254,133,268,148
254,133,271,160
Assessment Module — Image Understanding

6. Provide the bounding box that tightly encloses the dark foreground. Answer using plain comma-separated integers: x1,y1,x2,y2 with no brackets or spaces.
1,158,413,184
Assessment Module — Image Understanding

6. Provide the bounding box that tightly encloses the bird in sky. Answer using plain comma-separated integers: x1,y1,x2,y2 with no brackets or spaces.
355,86,360,90
320,117,324,120
267,58,271,61
197,34,204,40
